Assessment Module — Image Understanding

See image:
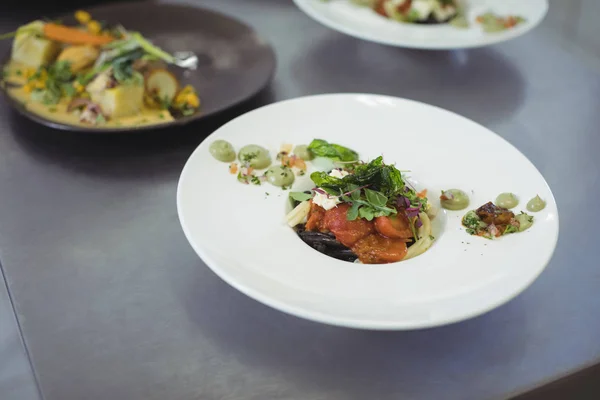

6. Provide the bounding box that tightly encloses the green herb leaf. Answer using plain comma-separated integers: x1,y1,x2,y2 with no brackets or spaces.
364,188,387,207
95,113,106,124
347,202,360,221
289,192,312,202
307,139,358,162
358,206,375,221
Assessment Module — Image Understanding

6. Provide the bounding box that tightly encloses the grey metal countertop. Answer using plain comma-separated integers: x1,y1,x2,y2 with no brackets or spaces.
1,0,600,399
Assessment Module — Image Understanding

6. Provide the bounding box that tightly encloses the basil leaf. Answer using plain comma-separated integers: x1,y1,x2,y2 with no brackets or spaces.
347,203,360,221
308,139,358,162
359,206,375,221
364,188,387,207
289,192,312,202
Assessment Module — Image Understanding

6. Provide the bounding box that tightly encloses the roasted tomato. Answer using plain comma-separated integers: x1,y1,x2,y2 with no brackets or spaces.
374,213,413,240
321,203,374,248
306,201,326,231
352,234,408,264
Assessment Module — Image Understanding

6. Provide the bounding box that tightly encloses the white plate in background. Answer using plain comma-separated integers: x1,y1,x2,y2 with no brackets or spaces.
293,0,548,49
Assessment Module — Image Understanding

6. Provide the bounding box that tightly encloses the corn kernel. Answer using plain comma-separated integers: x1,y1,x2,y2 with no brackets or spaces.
87,20,101,35
75,10,92,24
23,83,33,93
186,93,199,108
35,80,45,89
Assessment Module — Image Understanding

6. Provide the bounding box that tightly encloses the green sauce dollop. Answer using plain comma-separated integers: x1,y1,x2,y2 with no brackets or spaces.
293,144,314,161
495,192,518,209
209,140,236,162
238,144,271,169
515,212,534,231
526,195,546,212
265,165,295,187
440,189,470,211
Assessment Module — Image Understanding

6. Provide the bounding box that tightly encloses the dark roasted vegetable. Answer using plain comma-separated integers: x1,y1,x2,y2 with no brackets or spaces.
296,227,358,262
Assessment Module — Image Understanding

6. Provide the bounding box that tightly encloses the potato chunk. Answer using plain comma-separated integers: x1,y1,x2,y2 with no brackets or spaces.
57,45,100,72
90,84,145,118
11,21,60,68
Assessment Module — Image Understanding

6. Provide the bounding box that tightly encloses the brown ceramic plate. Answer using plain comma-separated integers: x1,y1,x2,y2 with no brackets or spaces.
0,1,276,133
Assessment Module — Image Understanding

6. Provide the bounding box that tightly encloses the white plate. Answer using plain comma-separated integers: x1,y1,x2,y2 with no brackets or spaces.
293,0,548,49
177,94,558,330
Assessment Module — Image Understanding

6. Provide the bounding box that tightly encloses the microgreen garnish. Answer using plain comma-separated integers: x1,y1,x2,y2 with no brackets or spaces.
310,156,428,222
289,192,312,202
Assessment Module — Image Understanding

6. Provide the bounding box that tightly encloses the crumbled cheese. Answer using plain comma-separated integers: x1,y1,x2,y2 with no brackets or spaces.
329,169,349,179
312,169,350,210
411,0,435,21
432,3,456,21
313,192,341,211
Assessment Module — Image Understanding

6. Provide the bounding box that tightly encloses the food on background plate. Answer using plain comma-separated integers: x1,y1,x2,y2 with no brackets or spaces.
462,201,533,239
476,12,526,32
333,0,526,32
1,10,200,128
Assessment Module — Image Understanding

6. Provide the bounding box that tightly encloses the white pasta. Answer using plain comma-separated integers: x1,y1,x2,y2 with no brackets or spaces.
404,212,434,260
286,200,311,227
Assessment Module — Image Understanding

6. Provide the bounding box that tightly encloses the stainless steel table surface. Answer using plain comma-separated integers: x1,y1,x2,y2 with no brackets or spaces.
1,1,600,399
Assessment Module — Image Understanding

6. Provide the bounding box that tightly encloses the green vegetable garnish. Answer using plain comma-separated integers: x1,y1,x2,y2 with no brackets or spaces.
289,192,312,202
310,156,427,222
307,139,358,162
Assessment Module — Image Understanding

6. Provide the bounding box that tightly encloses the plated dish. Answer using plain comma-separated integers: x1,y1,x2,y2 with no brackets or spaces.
293,0,548,49
0,2,276,132
178,94,559,329
2,10,200,129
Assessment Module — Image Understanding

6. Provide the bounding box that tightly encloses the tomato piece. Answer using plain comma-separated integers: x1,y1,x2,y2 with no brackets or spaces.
398,0,412,15
352,234,408,264
305,201,326,231
322,203,374,248
374,214,413,240
374,0,387,17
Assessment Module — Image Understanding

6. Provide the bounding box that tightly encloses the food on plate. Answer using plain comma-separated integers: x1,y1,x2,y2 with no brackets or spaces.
495,192,518,209
293,144,314,161
331,1,526,32
265,165,295,187
462,201,533,239
526,195,546,212
476,12,526,32
440,189,469,210
287,154,436,264
211,138,356,189
369,0,461,24
1,10,200,128
209,140,236,162
238,145,272,169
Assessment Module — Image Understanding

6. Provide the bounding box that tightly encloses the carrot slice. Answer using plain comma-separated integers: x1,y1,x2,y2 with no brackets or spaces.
417,189,428,199
43,23,114,46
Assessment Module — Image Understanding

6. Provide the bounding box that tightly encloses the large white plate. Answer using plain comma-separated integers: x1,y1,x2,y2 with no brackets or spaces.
293,0,548,49
177,94,558,330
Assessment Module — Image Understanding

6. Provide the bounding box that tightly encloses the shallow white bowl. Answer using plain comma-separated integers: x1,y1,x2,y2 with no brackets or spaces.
177,94,558,330
293,0,548,49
